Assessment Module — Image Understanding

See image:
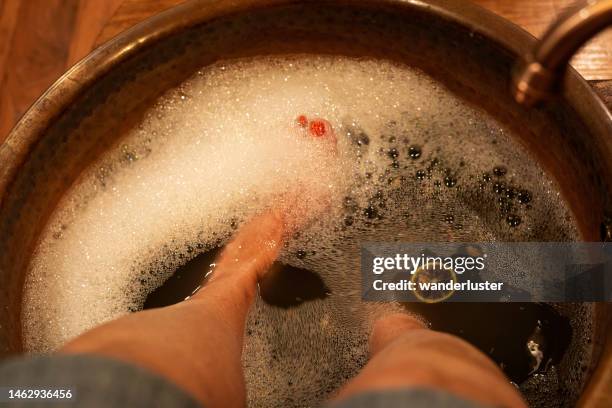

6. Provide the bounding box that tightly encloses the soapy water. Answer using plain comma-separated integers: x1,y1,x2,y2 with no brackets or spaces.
22,56,593,407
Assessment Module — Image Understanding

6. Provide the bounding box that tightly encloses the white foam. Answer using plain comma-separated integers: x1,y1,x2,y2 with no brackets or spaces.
22,55,583,406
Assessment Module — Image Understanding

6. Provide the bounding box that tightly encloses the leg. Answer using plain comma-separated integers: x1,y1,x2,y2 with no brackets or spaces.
333,313,527,408
61,210,286,408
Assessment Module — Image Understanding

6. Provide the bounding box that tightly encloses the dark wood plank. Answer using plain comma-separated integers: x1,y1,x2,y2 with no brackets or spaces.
0,0,80,139
67,0,124,65
0,0,122,142
0,0,22,141
0,0,21,83
95,0,181,46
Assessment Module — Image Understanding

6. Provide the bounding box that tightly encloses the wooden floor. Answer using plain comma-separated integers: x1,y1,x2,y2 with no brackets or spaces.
1,0,611,143
0,0,123,140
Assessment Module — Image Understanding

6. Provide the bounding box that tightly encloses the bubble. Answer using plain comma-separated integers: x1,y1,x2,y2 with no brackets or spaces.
507,214,522,227
408,145,422,159
493,182,506,194
518,190,532,204
363,205,379,220
387,148,399,159
444,176,457,188
494,166,508,177
505,187,517,199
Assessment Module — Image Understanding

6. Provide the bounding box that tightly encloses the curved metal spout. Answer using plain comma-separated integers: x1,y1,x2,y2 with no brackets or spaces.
513,0,612,106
